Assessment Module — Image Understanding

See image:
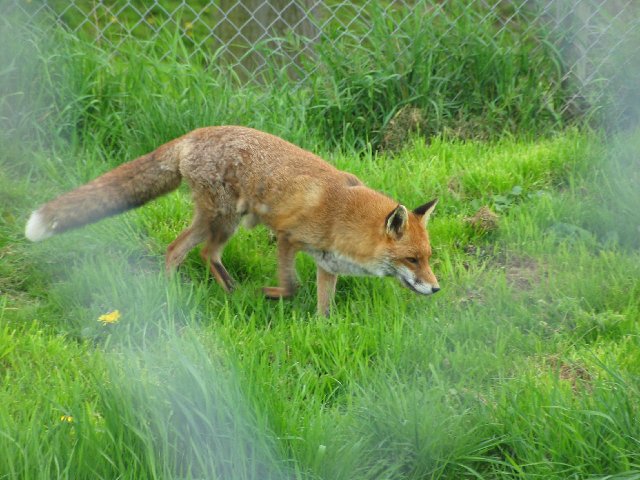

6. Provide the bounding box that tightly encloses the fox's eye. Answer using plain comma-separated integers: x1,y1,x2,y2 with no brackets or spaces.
406,257,419,264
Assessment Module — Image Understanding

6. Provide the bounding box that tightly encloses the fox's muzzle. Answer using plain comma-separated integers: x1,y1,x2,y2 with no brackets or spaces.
400,276,439,295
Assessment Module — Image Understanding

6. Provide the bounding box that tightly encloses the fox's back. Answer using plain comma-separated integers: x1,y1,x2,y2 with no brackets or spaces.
178,126,363,232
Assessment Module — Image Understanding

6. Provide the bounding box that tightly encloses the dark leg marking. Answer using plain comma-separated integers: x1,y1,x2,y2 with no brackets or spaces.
211,261,234,291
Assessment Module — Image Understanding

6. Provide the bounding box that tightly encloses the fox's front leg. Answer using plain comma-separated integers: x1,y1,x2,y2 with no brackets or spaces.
263,234,299,299
316,266,337,316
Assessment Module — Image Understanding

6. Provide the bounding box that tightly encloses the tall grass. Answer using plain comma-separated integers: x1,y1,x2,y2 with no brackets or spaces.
3,0,580,156
305,1,569,148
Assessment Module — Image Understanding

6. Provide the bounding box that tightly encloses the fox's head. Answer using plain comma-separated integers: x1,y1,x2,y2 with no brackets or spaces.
384,199,440,295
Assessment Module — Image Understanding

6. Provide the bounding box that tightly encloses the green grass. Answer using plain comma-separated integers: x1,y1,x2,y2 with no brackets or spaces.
2,12,640,480
5,0,589,153
3,130,639,479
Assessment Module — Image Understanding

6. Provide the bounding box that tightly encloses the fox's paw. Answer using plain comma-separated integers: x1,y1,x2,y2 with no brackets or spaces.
262,286,293,299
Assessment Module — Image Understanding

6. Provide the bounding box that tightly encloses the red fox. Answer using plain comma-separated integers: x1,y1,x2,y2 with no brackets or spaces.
26,126,439,315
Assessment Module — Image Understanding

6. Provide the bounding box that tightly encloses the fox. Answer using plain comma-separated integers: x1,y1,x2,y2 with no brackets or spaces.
25,126,440,315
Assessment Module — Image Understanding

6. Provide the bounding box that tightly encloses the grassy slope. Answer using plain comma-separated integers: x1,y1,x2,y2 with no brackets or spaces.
1,14,640,480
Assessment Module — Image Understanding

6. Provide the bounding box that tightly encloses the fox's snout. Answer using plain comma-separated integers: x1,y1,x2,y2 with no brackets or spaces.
418,282,440,295
397,269,440,296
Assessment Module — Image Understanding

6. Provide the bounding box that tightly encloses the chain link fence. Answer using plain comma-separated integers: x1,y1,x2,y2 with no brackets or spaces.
9,0,640,117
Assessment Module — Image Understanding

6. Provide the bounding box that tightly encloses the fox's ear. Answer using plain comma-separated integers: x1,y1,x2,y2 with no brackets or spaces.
386,204,409,239
413,198,438,226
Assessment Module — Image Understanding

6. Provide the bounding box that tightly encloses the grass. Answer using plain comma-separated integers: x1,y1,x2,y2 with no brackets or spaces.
5,0,590,152
1,10,640,480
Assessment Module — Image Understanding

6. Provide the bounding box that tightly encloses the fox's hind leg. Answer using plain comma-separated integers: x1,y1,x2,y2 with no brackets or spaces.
200,218,238,293
165,211,208,273
263,233,299,299
169,184,240,292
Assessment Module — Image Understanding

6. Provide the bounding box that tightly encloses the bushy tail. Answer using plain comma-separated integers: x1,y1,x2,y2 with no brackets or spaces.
25,142,183,242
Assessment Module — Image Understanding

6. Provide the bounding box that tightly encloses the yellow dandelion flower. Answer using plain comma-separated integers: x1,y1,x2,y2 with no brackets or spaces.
98,310,121,324
60,415,73,423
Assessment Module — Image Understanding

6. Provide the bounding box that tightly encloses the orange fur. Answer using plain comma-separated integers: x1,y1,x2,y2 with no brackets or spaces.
26,126,440,314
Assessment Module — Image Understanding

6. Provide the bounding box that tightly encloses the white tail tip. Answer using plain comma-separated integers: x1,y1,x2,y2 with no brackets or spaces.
25,210,53,242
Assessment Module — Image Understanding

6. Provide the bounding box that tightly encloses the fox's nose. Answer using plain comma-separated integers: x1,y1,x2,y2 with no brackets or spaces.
432,286,441,294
